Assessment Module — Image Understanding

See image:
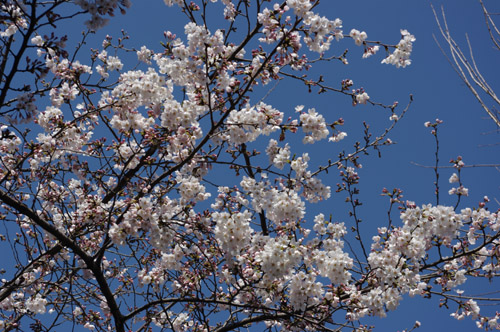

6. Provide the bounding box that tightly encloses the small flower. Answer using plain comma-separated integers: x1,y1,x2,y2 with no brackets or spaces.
329,131,347,142
350,29,367,46
362,45,379,58
355,92,370,105
457,186,469,196
31,35,44,46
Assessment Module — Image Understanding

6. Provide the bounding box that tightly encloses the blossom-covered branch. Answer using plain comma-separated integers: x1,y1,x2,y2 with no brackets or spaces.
0,1,498,332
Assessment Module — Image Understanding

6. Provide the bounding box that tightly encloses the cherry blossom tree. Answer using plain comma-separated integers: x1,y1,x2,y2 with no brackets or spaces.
0,1,498,332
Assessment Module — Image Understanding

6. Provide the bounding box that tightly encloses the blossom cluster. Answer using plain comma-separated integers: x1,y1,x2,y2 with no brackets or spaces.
0,3,26,37
224,103,283,144
74,0,132,29
298,106,330,144
382,29,416,68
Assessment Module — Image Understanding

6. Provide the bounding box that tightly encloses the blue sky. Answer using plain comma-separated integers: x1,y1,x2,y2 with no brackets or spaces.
16,0,500,331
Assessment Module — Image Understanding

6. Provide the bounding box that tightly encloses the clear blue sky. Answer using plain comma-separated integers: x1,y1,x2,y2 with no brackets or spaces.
41,0,500,331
